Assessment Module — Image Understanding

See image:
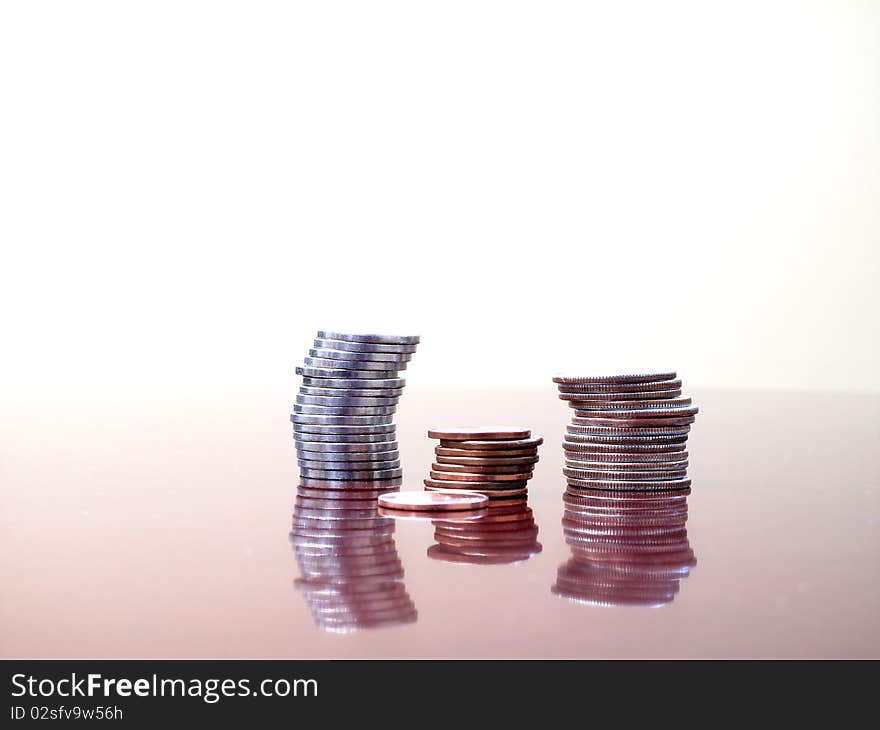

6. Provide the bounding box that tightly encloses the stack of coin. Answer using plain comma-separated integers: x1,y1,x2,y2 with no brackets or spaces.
423,427,543,499
552,489,696,607
290,490,417,632
428,498,542,565
552,372,697,494
292,331,419,493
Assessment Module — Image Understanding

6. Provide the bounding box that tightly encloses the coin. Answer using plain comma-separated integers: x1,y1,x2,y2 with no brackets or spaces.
563,487,691,502
573,404,699,418
298,386,403,399
295,440,399,453
566,424,690,436
437,437,543,450
302,356,406,373
557,378,682,393
293,423,396,435
292,413,395,426
425,484,529,498
565,477,692,491
435,455,540,466
296,487,396,499
379,507,489,521
435,446,539,458
317,331,420,345
553,372,676,385
297,478,402,491
572,415,696,427
378,491,489,512
562,447,688,462
429,470,533,482
563,466,688,480
299,374,407,389
299,467,403,480
297,449,399,461
296,365,402,379
314,338,419,354
560,389,683,402
568,396,692,410
309,348,412,363
424,477,528,490
565,458,688,471
296,497,382,510
431,461,533,475
293,404,397,416
428,427,532,441
296,395,401,407
299,458,402,471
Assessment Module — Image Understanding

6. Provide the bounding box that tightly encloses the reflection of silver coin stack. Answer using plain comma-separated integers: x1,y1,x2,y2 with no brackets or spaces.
552,489,696,607
292,331,420,491
291,498,417,632
427,499,542,565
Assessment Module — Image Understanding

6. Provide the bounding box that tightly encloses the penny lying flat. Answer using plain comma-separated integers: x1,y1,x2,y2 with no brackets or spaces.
435,455,540,466
428,427,532,441
438,437,543,450
553,372,677,385
317,331,420,345
432,461,533,475
378,490,489,512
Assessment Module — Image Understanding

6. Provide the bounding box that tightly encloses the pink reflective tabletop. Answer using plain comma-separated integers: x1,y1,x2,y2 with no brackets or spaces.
1,388,878,658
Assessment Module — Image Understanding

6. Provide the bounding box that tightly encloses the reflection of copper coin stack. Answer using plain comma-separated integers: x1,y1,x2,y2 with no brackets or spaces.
552,489,696,607
290,488,417,632
427,499,542,565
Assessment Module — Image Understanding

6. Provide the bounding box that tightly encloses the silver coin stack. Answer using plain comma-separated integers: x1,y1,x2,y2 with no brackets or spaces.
292,331,420,492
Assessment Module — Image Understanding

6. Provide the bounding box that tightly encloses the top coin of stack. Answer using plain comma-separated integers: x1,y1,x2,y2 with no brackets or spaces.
424,427,543,499
292,331,419,490
552,372,697,492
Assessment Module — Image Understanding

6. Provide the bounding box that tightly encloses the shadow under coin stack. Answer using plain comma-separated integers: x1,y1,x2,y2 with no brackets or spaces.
292,331,420,492
290,498,417,632
424,428,543,500
552,490,696,607
428,498,542,565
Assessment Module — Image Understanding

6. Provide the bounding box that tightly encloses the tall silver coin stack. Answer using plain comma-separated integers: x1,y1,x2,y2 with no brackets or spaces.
291,331,420,492
552,372,698,494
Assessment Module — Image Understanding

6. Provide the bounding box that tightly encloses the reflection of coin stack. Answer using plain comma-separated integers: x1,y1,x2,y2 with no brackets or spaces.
423,428,543,500
291,494,417,632
292,331,419,489
427,499,542,565
553,489,696,607
553,372,697,493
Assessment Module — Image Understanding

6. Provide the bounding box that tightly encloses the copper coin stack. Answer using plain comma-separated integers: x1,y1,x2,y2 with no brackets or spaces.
292,331,419,497
553,372,697,494
423,427,543,500
552,489,696,607
290,498,417,633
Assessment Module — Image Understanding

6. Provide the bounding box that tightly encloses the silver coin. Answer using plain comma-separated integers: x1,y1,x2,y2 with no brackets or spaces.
566,425,690,437
564,466,688,480
296,449,399,462
296,366,401,380
296,394,400,408
295,431,397,443
291,413,395,426
298,459,401,471
571,397,693,412
314,338,418,354
317,331,420,345
299,467,404,480
299,375,406,389
309,348,412,364
293,423,396,435
294,440,399,453
559,389,683,402
298,386,403,399
302,356,406,373
565,458,689,471
293,404,396,416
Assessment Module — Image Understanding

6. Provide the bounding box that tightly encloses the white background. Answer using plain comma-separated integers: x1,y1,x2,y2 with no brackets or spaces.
2,0,878,398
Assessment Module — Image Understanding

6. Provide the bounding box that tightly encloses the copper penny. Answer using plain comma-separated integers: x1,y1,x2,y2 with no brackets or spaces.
428,427,531,441
431,461,534,474
553,372,676,385
378,490,489,512
434,446,538,459
438,437,543,450
429,470,533,482
435,454,540,467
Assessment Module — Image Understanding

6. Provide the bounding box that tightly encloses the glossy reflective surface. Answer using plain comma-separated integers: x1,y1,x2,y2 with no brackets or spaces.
1,388,878,657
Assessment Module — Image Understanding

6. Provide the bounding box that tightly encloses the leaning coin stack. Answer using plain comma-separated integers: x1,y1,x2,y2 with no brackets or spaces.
423,427,543,500
292,331,420,493
428,499,542,565
552,372,697,493
290,498,417,633
552,489,696,608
